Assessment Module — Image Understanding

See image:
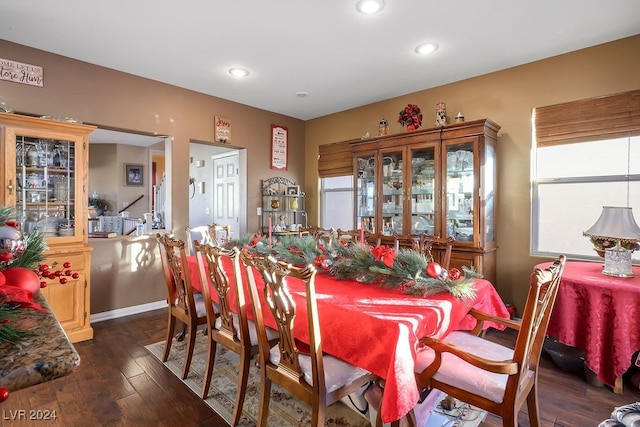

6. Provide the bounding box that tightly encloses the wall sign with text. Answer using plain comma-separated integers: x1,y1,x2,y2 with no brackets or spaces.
214,116,231,143
0,57,43,87
270,124,288,171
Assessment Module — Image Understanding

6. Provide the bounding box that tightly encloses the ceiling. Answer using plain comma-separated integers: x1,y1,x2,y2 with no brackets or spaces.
1,1,639,121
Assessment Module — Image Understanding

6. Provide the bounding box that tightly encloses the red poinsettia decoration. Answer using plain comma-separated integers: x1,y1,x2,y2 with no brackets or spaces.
371,246,397,268
398,103,423,131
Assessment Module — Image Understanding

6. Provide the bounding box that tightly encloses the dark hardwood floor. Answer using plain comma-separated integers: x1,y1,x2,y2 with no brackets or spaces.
2,309,637,427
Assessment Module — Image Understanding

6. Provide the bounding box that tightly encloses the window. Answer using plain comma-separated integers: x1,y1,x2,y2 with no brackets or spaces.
320,176,353,230
532,90,640,261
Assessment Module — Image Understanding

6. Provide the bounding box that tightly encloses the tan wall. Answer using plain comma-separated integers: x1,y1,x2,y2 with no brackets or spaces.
0,38,305,314
0,39,306,237
305,35,640,311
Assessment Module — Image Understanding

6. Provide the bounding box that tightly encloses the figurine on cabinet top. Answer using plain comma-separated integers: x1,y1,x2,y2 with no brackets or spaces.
435,101,447,127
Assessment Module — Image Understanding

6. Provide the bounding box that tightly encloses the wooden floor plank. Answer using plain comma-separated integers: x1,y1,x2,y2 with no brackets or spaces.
2,308,637,427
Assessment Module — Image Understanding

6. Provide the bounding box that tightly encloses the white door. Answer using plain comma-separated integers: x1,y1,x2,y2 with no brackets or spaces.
212,152,239,239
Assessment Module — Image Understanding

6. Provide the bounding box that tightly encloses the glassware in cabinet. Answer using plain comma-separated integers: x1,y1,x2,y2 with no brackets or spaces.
379,149,404,235
444,141,475,243
409,145,436,235
355,154,376,232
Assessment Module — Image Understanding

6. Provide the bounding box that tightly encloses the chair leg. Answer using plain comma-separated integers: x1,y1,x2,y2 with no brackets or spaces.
176,322,187,341
162,314,176,362
311,403,325,427
201,336,217,399
526,383,541,427
256,377,272,427
182,323,197,379
231,350,251,425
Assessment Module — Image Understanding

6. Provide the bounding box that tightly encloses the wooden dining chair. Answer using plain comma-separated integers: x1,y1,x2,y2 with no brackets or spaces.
410,255,566,427
156,233,213,379
194,242,279,425
336,228,359,245
208,224,231,245
413,234,454,269
299,226,335,245
240,252,377,426
364,231,383,247
185,225,214,255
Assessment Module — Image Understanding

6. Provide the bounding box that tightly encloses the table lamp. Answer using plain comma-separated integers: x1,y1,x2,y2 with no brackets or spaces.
583,206,640,277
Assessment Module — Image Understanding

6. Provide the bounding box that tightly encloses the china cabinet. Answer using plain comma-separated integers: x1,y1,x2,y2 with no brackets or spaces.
350,119,500,284
261,177,307,235
0,112,95,342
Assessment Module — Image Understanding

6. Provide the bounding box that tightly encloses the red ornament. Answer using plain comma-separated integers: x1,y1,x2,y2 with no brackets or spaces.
448,268,462,280
0,387,9,402
1,267,41,295
426,262,442,278
0,271,5,287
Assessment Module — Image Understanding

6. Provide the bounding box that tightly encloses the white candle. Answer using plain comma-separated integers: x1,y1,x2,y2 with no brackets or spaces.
360,221,365,245
268,217,272,246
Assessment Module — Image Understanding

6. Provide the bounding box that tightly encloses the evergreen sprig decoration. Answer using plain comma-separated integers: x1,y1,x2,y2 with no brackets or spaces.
227,233,478,300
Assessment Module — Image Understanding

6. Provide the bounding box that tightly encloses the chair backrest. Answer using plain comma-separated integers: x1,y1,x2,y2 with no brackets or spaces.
156,232,199,318
194,243,248,343
336,228,359,244
413,234,454,269
240,252,326,393
299,226,334,245
364,231,383,248
185,225,214,255
208,224,231,245
508,255,566,394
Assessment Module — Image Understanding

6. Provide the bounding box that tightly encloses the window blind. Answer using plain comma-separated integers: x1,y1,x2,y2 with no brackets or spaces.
318,141,353,178
534,89,640,147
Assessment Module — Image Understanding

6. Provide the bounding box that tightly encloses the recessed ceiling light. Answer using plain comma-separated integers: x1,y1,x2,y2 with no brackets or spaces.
296,91,308,98
415,42,439,55
356,0,384,14
228,68,250,78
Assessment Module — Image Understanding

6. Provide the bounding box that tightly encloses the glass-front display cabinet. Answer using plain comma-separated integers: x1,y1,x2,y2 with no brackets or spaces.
349,119,500,285
0,112,95,342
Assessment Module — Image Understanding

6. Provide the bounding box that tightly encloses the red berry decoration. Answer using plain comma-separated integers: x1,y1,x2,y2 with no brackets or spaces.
59,278,67,284
448,268,462,280
0,387,9,402
65,270,72,276
40,281,47,288
426,262,442,278
63,262,71,269
72,273,79,279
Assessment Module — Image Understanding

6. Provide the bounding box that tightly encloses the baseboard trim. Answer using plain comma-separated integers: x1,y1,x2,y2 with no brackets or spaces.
91,300,167,323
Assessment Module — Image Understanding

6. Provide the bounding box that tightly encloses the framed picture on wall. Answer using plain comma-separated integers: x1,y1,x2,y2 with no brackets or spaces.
286,185,299,195
125,163,144,186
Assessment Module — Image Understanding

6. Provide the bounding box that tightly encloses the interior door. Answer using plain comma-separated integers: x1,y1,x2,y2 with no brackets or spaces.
212,152,239,239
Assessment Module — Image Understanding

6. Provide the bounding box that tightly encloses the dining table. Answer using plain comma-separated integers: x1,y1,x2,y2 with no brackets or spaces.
186,255,510,423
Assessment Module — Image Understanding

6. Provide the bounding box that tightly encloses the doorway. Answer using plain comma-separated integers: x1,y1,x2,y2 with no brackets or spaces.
212,152,239,238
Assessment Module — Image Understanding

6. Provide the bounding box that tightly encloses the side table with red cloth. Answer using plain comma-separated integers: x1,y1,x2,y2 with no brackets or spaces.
187,255,509,423
545,261,640,393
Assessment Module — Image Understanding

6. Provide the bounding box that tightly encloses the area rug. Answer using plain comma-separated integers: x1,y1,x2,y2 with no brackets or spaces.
145,332,371,426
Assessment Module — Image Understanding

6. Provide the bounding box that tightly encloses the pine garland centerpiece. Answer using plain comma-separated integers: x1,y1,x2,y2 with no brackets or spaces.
226,233,479,300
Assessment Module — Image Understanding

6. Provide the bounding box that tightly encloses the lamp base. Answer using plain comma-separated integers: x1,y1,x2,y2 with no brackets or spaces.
603,247,635,278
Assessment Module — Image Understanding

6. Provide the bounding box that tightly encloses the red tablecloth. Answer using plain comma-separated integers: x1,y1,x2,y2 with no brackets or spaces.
545,261,640,389
188,256,509,422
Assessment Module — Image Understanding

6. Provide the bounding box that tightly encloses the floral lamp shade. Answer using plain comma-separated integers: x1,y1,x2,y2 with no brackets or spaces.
583,206,640,277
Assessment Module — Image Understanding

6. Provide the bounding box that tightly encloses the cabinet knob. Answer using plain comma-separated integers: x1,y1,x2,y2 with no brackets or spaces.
6,179,13,195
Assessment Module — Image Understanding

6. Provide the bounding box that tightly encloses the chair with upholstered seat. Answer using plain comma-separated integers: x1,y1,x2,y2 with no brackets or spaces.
240,252,377,426
194,242,279,425
411,255,566,427
156,233,213,379
185,225,214,255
